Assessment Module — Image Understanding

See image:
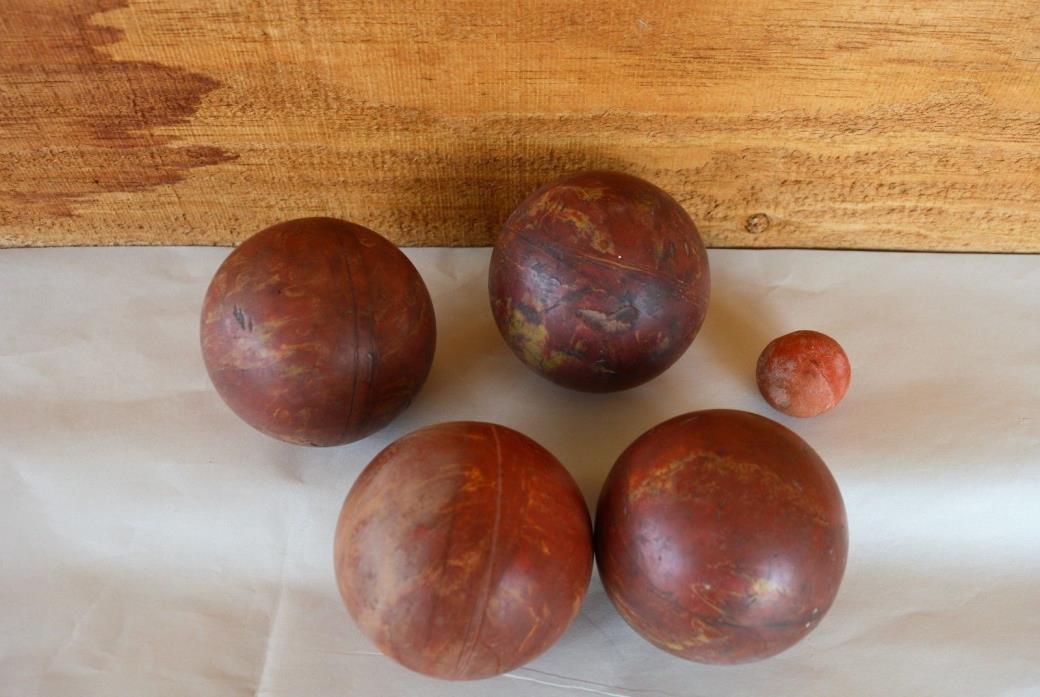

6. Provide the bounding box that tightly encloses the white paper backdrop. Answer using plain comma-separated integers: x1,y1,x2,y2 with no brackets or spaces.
1,246,1038,696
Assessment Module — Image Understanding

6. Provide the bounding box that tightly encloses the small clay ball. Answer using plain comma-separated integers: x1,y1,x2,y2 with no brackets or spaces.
595,409,848,664
200,217,436,446
489,170,710,392
335,422,593,680
756,330,851,418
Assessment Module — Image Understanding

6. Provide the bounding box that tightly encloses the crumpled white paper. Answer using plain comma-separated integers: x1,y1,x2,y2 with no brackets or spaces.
1,246,1038,697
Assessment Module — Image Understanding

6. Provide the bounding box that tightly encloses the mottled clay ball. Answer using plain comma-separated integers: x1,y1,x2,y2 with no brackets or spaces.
335,422,593,680
489,170,710,392
200,217,436,446
756,330,851,418
595,409,848,664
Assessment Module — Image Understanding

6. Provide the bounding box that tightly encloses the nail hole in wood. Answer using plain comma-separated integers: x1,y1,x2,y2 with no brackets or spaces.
745,213,771,234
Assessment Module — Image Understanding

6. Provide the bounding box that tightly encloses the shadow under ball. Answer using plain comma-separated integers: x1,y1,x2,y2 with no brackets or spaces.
334,422,593,680
489,170,710,392
595,409,848,664
200,217,436,446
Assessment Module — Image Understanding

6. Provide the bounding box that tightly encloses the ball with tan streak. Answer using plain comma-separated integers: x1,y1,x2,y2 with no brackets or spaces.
334,422,593,680
595,409,848,663
489,170,710,392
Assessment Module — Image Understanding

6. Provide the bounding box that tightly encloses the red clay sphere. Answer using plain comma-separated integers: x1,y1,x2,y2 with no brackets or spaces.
489,170,710,392
595,409,848,664
200,217,436,446
334,421,593,680
756,330,851,418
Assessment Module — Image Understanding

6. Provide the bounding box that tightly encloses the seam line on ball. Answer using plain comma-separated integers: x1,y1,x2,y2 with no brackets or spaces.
455,424,505,676
341,237,362,439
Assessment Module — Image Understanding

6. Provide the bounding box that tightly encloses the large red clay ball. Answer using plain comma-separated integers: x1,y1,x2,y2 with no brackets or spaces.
595,409,848,664
200,217,435,446
757,330,851,418
489,170,710,392
334,422,593,680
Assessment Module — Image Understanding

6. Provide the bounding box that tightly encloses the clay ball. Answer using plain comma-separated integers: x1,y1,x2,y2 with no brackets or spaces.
756,330,851,418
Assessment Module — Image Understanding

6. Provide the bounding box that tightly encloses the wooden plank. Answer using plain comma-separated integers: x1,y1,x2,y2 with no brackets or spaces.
1,0,1038,250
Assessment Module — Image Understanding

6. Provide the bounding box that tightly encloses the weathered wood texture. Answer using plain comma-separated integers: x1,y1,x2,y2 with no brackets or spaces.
1,1,1038,250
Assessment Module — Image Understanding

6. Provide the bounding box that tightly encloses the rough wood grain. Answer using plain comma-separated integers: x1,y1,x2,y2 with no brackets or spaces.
1,1,1038,250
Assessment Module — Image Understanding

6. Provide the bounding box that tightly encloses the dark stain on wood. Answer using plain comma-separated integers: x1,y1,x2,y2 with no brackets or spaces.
0,0,233,225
